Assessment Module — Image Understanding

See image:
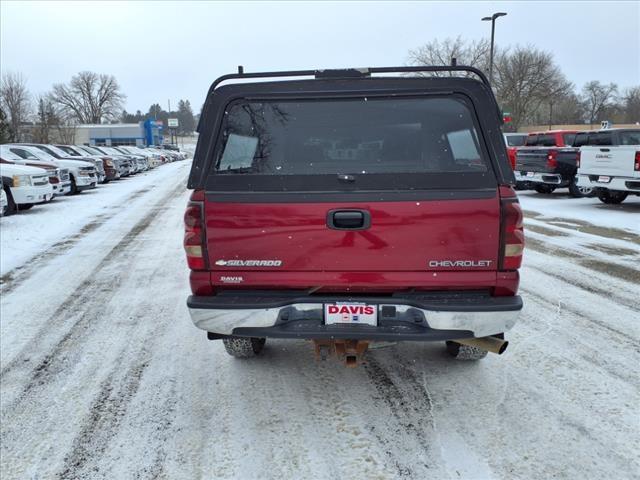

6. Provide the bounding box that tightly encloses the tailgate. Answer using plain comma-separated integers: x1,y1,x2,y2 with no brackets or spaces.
579,146,637,177
515,148,549,172
205,194,500,273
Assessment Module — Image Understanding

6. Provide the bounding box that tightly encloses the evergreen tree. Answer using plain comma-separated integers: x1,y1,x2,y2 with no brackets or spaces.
177,99,196,134
0,106,12,143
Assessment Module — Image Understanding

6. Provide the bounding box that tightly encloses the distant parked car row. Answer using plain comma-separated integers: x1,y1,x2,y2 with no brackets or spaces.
0,143,188,216
506,128,640,203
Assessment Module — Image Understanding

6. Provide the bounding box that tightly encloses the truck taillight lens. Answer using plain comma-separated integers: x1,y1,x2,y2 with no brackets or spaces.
635,151,640,171
184,190,206,270
500,186,525,270
576,151,581,168
546,150,558,169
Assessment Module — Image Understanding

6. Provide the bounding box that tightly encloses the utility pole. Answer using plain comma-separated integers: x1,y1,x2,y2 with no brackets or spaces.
482,12,507,84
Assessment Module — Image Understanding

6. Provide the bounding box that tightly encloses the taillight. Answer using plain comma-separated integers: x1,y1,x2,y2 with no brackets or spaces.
576,151,581,168
635,151,640,171
184,190,207,270
499,186,525,270
546,150,558,169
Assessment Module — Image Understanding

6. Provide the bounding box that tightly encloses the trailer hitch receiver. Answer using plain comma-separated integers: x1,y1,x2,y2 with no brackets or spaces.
313,339,370,367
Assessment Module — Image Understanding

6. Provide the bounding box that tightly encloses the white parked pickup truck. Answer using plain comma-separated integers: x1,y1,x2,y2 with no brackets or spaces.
576,129,640,204
0,163,54,215
4,144,98,195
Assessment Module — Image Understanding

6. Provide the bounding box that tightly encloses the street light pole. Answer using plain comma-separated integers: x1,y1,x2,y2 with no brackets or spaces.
482,12,507,84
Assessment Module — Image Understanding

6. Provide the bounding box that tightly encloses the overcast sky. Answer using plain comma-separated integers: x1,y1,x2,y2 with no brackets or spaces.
1,1,638,113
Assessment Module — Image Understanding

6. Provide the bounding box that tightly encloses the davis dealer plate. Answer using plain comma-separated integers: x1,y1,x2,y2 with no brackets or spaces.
324,303,378,326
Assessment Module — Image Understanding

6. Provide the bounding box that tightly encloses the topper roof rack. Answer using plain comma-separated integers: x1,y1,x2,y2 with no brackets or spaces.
209,65,491,93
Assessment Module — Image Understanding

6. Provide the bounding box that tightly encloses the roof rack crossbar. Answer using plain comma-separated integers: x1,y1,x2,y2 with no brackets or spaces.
209,65,491,93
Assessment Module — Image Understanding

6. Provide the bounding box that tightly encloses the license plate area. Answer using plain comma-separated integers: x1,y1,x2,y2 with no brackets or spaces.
324,303,378,326
526,171,535,177
597,176,611,183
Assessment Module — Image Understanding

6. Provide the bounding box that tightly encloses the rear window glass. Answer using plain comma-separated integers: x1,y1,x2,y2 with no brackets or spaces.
619,130,640,145
587,132,613,146
563,133,576,146
538,134,557,147
214,97,489,175
505,135,526,147
573,133,589,147
525,135,539,146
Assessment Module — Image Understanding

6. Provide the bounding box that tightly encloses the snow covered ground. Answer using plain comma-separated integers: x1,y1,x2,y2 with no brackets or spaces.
1,174,638,479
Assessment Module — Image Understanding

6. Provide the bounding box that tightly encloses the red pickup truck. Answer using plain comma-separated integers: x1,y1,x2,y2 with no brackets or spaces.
184,66,524,365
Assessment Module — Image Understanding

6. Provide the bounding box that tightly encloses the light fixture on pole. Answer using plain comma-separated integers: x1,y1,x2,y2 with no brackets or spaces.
482,12,507,84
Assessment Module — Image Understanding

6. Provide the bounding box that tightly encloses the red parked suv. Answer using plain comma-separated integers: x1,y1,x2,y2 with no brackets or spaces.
185,66,524,364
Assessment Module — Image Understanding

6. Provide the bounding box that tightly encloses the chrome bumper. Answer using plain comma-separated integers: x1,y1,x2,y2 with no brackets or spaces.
576,174,640,192
515,171,563,185
188,301,521,339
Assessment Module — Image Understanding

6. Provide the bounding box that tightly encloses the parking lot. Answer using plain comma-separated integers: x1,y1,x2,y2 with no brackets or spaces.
1,158,638,480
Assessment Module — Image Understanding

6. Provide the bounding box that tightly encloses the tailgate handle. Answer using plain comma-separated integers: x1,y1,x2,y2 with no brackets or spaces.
599,148,610,152
327,209,371,230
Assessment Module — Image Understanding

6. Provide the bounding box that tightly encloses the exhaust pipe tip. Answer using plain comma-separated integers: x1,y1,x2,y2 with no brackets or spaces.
496,339,509,355
455,336,509,355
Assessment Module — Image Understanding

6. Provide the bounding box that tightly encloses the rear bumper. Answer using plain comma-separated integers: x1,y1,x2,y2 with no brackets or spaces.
515,171,565,185
576,174,640,193
187,292,522,340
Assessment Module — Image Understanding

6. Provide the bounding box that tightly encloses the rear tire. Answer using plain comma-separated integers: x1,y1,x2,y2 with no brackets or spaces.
534,184,556,194
445,341,488,360
222,337,266,358
568,177,593,198
597,190,628,204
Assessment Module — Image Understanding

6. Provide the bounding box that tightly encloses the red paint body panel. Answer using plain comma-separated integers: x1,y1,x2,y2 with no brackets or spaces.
208,270,498,292
507,147,517,169
204,196,502,291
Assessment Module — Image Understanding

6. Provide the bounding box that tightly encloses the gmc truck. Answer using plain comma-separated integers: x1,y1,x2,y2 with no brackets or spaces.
576,128,640,204
184,66,524,365
514,130,592,197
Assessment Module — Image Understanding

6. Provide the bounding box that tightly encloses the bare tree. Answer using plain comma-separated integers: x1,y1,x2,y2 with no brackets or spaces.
620,86,640,124
50,71,125,124
56,121,77,144
0,72,31,141
548,92,586,125
581,81,618,126
493,46,572,130
408,36,491,76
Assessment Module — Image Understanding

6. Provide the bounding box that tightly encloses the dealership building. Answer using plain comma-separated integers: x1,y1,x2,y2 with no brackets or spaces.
73,120,164,146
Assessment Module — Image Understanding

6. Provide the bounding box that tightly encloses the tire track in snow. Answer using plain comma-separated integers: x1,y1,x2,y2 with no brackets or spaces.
0,186,153,295
518,290,637,385
56,348,152,480
1,189,188,479
362,354,436,478
0,180,186,391
520,286,637,344
286,353,396,479
525,262,638,312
